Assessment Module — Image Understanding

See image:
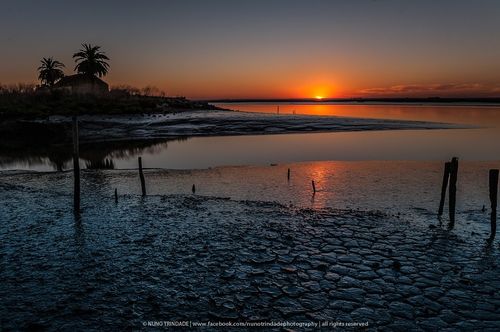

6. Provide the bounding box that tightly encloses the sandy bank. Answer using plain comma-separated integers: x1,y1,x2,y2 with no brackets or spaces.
22,109,472,143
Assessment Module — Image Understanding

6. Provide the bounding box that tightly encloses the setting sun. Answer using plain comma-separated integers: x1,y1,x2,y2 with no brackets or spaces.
315,96,324,100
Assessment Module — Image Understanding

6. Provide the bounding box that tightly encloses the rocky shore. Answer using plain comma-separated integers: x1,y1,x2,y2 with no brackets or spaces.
0,172,499,330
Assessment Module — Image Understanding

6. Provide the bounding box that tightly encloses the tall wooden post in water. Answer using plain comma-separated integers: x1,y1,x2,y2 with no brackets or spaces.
72,117,80,214
438,162,451,216
489,169,498,241
448,157,459,227
138,157,146,196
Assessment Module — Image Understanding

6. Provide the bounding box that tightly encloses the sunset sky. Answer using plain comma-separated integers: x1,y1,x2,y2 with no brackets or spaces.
1,0,500,99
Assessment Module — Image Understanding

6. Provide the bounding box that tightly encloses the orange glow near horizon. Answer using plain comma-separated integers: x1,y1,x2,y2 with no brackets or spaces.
313,83,338,99
299,84,335,100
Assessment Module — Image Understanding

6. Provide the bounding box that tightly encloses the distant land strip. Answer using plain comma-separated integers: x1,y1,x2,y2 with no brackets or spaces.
205,97,500,104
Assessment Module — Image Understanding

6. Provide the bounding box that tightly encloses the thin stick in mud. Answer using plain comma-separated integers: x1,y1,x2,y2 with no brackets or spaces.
138,157,146,196
438,162,451,216
72,116,80,214
489,169,498,241
448,157,459,228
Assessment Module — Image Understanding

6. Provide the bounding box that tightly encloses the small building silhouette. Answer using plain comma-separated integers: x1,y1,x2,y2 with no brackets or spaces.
53,74,109,95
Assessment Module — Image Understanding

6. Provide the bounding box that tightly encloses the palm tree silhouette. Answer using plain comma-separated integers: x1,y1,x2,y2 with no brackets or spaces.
73,44,110,77
38,57,65,86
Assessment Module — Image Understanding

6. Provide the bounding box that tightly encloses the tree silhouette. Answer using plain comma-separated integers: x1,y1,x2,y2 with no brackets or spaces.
73,44,110,77
38,57,65,86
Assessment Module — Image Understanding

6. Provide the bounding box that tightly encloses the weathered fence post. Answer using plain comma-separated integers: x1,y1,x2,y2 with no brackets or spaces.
72,116,80,214
114,188,118,203
312,180,316,194
489,169,498,241
138,157,146,196
438,162,451,216
287,168,290,181
448,157,459,227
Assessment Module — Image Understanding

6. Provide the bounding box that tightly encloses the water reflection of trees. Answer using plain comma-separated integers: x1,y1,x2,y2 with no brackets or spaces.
0,137,187,171
85,158,115,170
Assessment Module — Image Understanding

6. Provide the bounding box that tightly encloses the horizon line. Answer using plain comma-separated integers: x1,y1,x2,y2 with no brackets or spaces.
202,97,500,103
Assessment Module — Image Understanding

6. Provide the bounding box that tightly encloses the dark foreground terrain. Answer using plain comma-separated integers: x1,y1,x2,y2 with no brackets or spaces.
0,171,499,330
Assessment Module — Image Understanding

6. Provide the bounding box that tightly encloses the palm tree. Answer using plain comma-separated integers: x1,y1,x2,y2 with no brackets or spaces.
73,43,110,77
38,57,65,86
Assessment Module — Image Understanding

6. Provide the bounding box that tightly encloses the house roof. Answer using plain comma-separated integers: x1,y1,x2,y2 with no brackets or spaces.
54,74,108,88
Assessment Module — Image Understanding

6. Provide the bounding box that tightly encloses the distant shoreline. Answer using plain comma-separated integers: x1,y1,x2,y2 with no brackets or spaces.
206,97,500,105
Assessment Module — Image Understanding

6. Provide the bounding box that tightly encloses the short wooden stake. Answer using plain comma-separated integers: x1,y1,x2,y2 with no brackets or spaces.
448,157,459,228
138,157,146,196
312,180,316,194
72,117,80,214
192,184,196,194
489,169,498,241
287,168,290,181
114,188,118,203
438,162,451,216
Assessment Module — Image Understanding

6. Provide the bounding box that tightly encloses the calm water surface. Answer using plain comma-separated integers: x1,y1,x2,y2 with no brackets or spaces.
2,160,498,235
1,103,499,234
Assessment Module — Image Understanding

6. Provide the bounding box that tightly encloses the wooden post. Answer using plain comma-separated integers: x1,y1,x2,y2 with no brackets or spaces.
72,117,80,214
489,169,498,241
312,180,316,194
138,157,146,196
438,162,451,216
448,157,459,227
114,188,118,203
287,168,290,181
192,184,196,194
